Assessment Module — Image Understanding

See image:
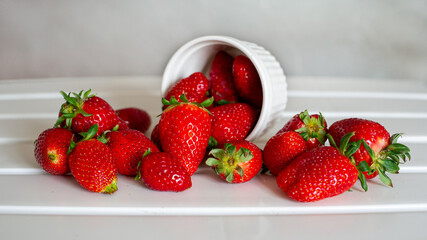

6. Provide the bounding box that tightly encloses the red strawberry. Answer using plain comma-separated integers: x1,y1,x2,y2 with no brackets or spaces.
262,131,308,176
209,51,239,104
277,143,359,202
34,128,74,175
328,118,410,189
107,129,159,176
56,90,119,136
164,72,209,106
232,55,263,108
150,123,162,151
68,125,118,194
136,151,192,192
277,110,327,149
210,103,259,147
117,117,130,130
159,95,212,175
206,140,263,183
116,107,151,133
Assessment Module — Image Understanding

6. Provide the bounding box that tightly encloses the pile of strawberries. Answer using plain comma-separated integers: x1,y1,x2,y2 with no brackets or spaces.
34,51,411,202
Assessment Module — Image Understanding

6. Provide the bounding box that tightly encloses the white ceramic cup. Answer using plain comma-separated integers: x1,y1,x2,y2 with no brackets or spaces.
162,35,287,141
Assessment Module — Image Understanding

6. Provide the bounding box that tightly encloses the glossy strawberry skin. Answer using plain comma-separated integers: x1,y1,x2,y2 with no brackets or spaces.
138,152,192,192
68,139,118,193
116,107,151,134
277,146,358,202
232,55,263,108
209,51,239,104
107,129,159,176
165,72,209,105
159,103,211,175
277,113,327,150
328,118,390,179
60,96,119,136
150,124,162,151
219,140,263,183
210,103,259,147
34,128,74,175
263,131,308,176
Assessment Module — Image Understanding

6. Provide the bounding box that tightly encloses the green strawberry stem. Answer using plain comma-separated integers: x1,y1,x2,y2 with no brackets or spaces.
360,133,410,187
67,124,103,154
135,149,152,181
161,94,214,115
327,132,368,191
55,89,95,128
295,110,327,145
206,143,253,183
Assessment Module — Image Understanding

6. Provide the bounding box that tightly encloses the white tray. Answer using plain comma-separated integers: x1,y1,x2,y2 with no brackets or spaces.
1,76,426,239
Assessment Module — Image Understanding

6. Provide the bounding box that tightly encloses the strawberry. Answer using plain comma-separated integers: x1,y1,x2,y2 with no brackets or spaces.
116,107,151,133
136,151,192,192
206,140,262,183
159,95,212,175
34,128,74,175
150,123,162,151
232,55,263,108
277,110,327,150
209,51,239,104
164,72,209,106
107,129,159,176
210,103,259,147
276,133,359,202
262,131,308,176
328,118,411,190
56,89,119,136
117,117,130,130
68,125,118,194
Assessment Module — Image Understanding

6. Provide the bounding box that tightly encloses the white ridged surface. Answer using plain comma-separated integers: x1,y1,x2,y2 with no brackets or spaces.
0,76,426,239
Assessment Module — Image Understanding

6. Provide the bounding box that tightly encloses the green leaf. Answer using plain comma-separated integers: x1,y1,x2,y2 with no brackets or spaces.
215,163,225,175
201,97,214,108
378,168,393,187
83,89,92,99
339,132,355,154
362,139,376,161
161,98,171,106
390,133,403,144
142,149,151,158
112,124,120,132
327,133,338,149
216,99,230,106
67,139,76,155
235,147,253,162
236,166,244,180
179,94,189,103
60,91,68,99
358,171,368,192
54,116,66,127
79,109,92,117
170,96,179,105
206,157,221,166
346,140,362,158
209,149,226,160
225,143,236,156
357,161,371,172
225,170,234,183
82,124,98,140
207,136,218,149
387,143,410,154
381,159,400,173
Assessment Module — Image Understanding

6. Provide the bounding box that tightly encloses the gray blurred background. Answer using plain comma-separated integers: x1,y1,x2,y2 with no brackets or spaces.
0,0,426,81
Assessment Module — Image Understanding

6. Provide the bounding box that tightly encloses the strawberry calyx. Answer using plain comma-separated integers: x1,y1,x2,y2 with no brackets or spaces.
295,110,327,145
327,132,368,191
55,89,95,128
67,124,106,154
135,149,152,181
161,94,214,115
206,143,254,183
358,133,410,188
